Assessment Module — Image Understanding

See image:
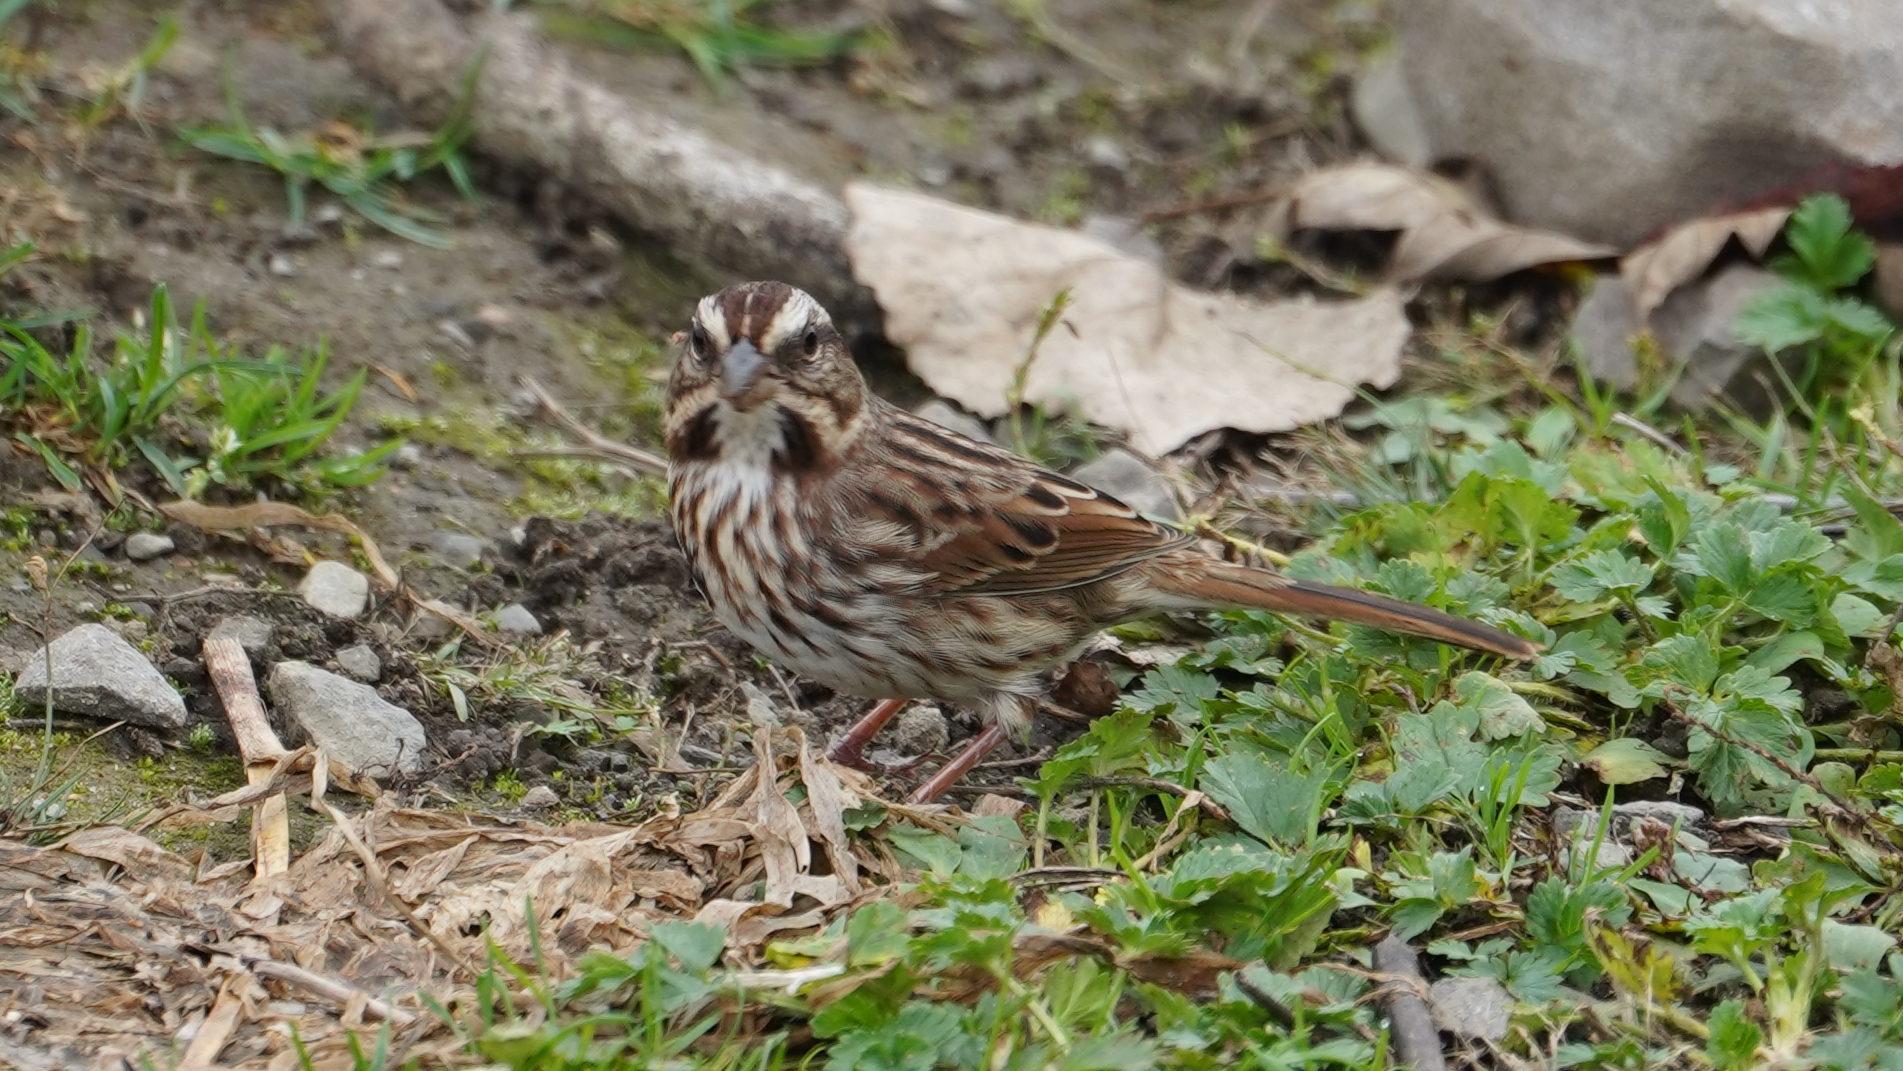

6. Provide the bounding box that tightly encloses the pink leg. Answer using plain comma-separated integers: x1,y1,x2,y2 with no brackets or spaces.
907,724,1008,805
828,697,909,768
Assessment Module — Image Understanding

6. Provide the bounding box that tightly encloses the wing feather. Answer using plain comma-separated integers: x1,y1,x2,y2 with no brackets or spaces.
845,406,1193,597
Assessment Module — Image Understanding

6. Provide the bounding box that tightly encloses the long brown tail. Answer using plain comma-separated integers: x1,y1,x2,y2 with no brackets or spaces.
1151,560,1541,660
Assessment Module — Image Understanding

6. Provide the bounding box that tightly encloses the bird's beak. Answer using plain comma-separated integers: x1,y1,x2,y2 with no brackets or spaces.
718,339,771,410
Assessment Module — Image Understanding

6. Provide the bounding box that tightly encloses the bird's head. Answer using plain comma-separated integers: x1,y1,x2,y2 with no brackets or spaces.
664,281,869,472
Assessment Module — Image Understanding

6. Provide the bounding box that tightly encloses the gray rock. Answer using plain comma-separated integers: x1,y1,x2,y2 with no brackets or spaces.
495,603,542,635
1070,449,1181,520
208,615,274,656
372,249,403,269
1393,0,1903,246
269,252,298,277
1574,265,1794,415
913,399,994,444
1613,799,1705,827
266,661,425,778
1351,47,1433,168
1570,273,1644,389
334,644,383,682
13,623,188,729
300,561,369,619
430,531,488,570
123,532,175,562
1653,264,1793,414
390,443,425,471
893,703,950,756
1428,976,1511,1040
1083,135,1129,174
521,784,560,810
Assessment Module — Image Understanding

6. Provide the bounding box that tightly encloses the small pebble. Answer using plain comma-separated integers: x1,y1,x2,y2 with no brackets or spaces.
334,644,383,682
209,615,273,655
372,249,403,269
521,785,560,810
430,531,488,569
123,532,176,562
268,253,297,277
1084,135,1130,173
300,561,370,619
495,603,542,635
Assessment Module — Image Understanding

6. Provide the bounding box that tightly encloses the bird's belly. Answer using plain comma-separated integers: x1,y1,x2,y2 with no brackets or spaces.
673,464,1093,703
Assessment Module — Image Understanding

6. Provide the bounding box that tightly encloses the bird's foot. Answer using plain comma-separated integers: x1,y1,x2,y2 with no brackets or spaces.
827,697,909,769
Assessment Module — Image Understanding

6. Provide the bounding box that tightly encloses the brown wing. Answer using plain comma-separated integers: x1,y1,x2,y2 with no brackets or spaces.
848,405,1194,597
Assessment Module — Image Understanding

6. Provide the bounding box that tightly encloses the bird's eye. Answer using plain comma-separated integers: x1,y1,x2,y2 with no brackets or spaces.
802,327,819,357
690,325,709,361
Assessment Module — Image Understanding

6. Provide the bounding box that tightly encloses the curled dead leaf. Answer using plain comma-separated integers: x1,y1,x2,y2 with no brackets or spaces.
846,182,1412,455
1620,206,1793,321
1267,163,1615,283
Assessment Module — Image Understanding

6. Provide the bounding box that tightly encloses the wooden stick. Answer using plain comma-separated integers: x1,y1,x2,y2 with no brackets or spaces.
202,635,292,880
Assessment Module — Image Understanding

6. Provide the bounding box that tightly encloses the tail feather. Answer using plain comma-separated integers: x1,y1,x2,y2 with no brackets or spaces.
1153,561,1540,660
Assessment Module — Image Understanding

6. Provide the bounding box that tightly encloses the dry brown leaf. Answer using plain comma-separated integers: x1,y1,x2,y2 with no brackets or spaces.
747,728,809,907
845,183,1413,456
392,836,477,902
511,831,646,923
56,827,196,885
1620,206,1793,321
1269,163,1614,283
626,869,704,910
795,728,861,894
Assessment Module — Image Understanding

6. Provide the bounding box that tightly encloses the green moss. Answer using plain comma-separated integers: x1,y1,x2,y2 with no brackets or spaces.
1034,168,1090,227
0,720,247,849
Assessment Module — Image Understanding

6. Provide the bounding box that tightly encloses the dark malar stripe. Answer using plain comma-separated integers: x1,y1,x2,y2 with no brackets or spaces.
774,409,823,473
672,404,720,461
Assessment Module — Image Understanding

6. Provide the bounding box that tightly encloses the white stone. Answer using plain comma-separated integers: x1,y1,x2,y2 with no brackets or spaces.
208,615,273,656
495,604,542,635
300,561,369,619
123,532,176,561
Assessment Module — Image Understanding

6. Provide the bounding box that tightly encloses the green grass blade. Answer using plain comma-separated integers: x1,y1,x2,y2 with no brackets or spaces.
135,436,196,498
16,433,83,492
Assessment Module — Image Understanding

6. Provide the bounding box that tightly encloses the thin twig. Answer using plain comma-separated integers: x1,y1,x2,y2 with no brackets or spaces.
518,375,667,476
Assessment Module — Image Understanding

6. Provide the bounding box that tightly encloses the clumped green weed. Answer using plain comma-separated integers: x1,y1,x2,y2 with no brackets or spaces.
535,0,860,89
0,245,398,495
182,68,479,247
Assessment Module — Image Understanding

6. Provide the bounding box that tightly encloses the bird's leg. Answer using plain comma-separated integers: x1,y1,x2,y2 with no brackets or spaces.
907,724,1008,804
828,697,909,768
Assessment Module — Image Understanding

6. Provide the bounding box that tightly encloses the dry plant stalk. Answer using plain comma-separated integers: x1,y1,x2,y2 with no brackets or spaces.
202,635,292,882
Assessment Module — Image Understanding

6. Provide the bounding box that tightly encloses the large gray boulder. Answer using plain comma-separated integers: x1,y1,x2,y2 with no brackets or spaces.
1390,0,1903,245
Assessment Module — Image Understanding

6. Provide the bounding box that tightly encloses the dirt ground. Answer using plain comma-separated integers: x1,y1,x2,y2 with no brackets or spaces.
0,0,1416,824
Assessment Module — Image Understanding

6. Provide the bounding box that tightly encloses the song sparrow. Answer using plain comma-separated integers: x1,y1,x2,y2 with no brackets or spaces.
665,281,1539,802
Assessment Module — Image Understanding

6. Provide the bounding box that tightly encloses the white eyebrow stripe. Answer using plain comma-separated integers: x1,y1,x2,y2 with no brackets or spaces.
758,290,821,351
